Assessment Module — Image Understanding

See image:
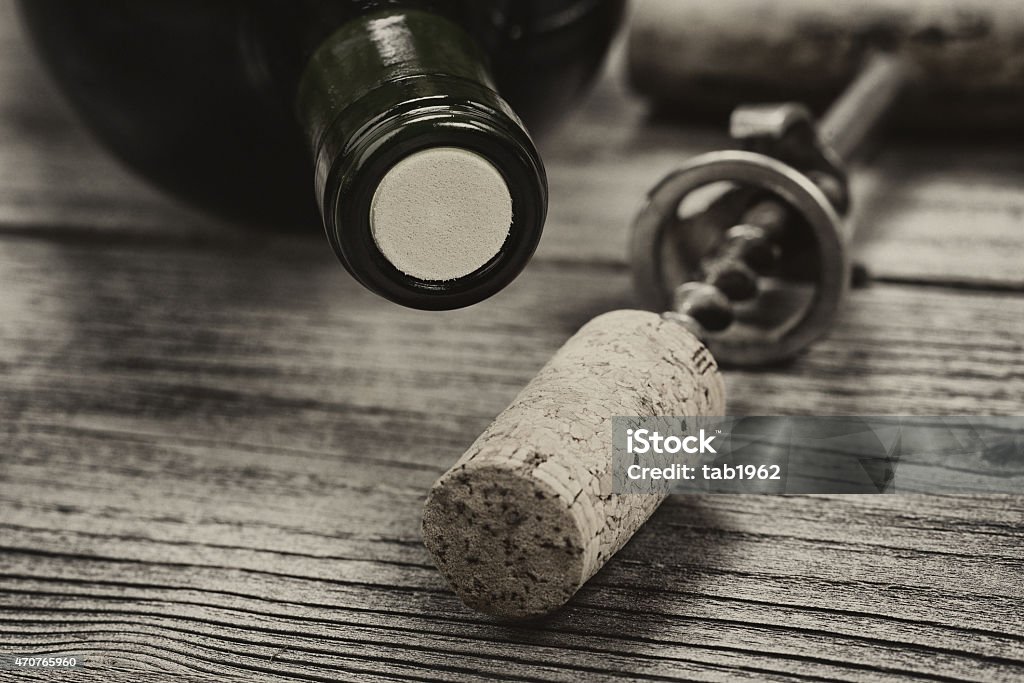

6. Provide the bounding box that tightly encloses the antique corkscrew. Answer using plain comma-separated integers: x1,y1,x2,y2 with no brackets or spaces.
632,52,912,365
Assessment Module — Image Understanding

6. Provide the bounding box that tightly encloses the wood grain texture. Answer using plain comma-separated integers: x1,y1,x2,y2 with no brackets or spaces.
0,0,1021,680
0,233,1022,681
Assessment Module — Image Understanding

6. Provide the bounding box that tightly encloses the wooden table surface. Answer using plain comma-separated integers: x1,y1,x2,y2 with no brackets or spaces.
1,2,1022,681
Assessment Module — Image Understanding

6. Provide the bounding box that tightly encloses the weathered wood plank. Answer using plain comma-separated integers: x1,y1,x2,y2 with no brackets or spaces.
0,237,1022,430
2,488,1022,681
0,232,1021,680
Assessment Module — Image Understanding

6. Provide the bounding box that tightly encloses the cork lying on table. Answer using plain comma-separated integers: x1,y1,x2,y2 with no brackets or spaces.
421,310,727,619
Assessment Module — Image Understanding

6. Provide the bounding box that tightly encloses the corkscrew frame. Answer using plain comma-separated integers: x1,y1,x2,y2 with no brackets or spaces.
631,149,849,366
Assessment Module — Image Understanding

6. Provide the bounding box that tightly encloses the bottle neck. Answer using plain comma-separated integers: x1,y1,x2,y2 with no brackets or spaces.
296,8,547,310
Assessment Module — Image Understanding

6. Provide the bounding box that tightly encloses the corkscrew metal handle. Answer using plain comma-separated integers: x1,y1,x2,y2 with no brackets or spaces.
633,53,913,366
632,149,848,366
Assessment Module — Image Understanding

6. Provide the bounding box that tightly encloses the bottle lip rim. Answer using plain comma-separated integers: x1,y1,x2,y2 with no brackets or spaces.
323,96,548,311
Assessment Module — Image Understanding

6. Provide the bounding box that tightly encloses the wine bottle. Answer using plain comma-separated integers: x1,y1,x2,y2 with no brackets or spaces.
20,0,625,309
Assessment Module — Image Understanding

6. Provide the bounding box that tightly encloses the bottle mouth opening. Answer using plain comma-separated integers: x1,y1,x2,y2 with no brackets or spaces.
322,94,548,311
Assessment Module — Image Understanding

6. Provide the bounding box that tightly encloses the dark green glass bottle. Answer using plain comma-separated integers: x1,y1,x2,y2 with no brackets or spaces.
20,0,625,309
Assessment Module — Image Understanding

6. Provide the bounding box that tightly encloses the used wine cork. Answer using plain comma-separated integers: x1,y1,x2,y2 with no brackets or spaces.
421,310,726,619
628,0,1024,127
